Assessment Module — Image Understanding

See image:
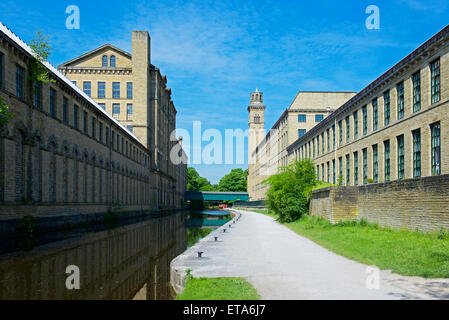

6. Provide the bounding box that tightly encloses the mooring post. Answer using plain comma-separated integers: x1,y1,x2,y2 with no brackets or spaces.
198,252,203,258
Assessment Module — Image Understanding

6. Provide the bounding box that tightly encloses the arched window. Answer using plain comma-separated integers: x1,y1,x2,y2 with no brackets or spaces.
254,114,261,123
102,55,108,67
110,55,116,67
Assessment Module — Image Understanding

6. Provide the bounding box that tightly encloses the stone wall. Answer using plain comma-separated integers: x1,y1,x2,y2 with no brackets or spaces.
309,174,449,232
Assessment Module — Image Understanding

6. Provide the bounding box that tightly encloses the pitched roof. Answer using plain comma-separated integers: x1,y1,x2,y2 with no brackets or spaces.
58,43,132,69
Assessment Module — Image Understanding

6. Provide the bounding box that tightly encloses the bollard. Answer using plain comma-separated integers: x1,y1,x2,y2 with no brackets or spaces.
233,220,236,224
214,237,218,242
198,251,203,258
223,229,226,233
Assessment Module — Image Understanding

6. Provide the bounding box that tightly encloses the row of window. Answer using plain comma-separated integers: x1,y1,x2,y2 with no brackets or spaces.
314,122,441,185
102,55,116,67
23,73,144,164
75,81,133,99
298,114,324,123
296,58,441,159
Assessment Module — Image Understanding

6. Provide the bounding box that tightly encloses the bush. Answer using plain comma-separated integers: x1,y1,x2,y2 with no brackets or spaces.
264,159,317,222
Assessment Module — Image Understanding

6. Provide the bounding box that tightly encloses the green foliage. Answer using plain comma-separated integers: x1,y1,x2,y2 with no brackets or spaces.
263,159,316,223
0,96,13,125
187,167,215,191
367,178,375,184
337,174,344,186
28,30,55,84
217,168,247,192
176,277,260,300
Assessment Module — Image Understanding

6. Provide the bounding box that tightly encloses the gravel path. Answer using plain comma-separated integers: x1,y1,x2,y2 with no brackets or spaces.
171,209,449,300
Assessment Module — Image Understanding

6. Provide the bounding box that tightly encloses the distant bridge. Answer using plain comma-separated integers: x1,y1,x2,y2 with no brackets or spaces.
184,191,249,201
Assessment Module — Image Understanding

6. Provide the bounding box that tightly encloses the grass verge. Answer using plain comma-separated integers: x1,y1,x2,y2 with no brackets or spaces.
250,210,449,278
175,277,260,300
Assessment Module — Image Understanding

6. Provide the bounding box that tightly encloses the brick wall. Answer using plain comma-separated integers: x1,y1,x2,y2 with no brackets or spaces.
309,174,449,232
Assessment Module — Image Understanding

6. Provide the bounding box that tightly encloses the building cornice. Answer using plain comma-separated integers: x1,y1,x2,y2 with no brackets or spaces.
60,67,132,76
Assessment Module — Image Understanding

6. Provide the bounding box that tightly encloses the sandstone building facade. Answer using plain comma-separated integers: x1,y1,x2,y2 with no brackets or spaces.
287,24,449,187
247,90,355,200
0,22,187,218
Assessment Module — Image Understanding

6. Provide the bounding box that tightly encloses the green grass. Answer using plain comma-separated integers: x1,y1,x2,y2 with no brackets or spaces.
251,210,449,278
176,277,260,300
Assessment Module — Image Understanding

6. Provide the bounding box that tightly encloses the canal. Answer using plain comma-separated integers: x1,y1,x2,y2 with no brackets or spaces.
0,212,186,300
186,210,232,247
0,209,232,300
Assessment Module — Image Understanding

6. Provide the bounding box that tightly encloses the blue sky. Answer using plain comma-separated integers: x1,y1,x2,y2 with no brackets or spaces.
1,0,448,183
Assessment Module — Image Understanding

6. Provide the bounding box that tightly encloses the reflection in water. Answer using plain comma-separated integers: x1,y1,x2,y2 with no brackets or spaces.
0,212,186,300
185,210,231,247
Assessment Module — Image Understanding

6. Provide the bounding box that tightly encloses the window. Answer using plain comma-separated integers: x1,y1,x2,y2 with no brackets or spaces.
363,148,367,184
91,117,96,138
102,55,108,67
74,105,79,129
83,111,88,134
127,103,133,115
332,125,336,150
327,162,330,183
397,82,404,120
384,140,390,181
63,97,68,123
127,82,133,99
315,114,324,123
317,137,320,156
338,120,343,144
321,132,324,153
346,154,350,186
126,125,133,133
99,122,103,143
33,80,41,108
254,115,260,123
322,163,325,181
362,105,368,135
353,111,358,140
431,59,440,104
112,131,115,149
332,159,336,185
105,127,109,146
339,157,343,183
372,98,378,131
83,81,91,97
298,114,306,122
112,82,120,98
16,66,24,99
312,139,315,158
112,103,120,115
317,165,320,180
49,88,56,117
98,103,106,110
72,80,77,86
0,52,3,88
98,82,106,98
327,129,330,152
397,135,405,179
345,116,350,142
354,152,359,186
298,129,306,138
431,122,441,175
384,91,390,126
110,55,116,67
412,129,421,178
373,144,378,183
412,71,421,112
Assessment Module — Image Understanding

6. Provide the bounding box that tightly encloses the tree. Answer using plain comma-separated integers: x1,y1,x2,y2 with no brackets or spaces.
28,30,54,85
187,167,215,191
217,168,247,192
264,159,317,222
